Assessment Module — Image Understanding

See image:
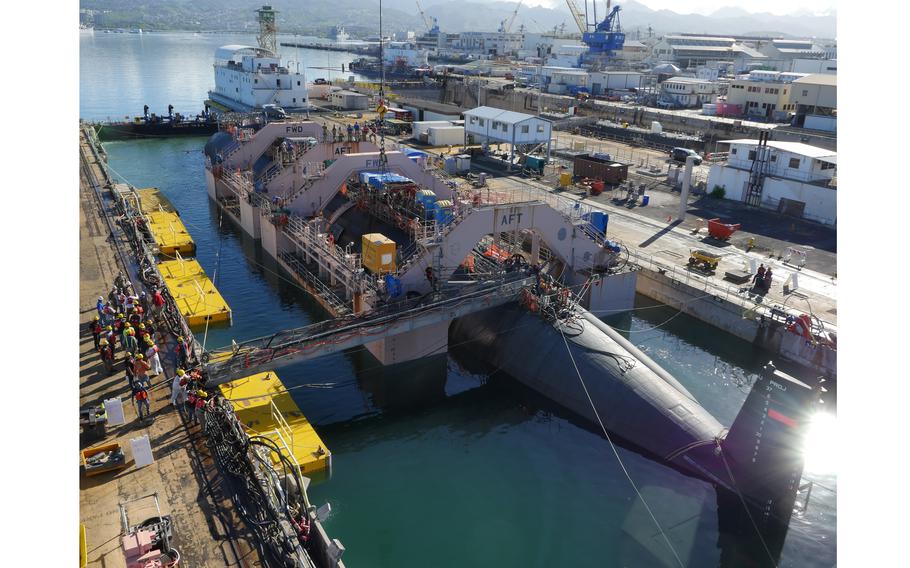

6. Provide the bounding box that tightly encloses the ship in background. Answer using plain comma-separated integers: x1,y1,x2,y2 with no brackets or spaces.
207,5,309,114
350,41,431,79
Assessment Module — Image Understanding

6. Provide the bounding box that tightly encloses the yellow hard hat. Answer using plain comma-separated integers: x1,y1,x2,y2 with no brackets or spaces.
197,390,208,398
177,369,185,376
99,338,108,346
94,315,100,321
138,324,146,329
125,322,132,328
105,325,112,331
135,353,144,359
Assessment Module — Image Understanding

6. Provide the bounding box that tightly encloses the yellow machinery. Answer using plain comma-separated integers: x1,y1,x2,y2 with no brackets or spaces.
558,171,573,188
688,249,721,271
362,233,397,275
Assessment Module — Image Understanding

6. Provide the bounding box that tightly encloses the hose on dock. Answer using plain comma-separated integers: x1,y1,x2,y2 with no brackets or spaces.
203,396,316,568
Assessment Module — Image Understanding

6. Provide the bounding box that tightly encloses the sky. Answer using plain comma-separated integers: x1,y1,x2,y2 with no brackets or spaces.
518,0,837,17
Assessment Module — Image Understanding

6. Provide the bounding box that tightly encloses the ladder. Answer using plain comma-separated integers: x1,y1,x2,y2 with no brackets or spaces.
745,130,771,208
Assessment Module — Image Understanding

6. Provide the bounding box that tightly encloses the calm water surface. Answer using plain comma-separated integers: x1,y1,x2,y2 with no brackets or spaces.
85,33,835,568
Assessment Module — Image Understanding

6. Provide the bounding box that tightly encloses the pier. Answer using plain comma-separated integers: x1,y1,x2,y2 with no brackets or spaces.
79,125,346,568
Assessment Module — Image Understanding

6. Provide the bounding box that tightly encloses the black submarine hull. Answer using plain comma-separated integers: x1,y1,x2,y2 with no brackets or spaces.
450,301,817,534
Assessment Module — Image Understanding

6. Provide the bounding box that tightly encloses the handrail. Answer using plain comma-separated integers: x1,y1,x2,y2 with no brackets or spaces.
626,248,837,331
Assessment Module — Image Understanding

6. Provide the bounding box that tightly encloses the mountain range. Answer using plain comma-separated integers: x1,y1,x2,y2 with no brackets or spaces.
81,0,836,39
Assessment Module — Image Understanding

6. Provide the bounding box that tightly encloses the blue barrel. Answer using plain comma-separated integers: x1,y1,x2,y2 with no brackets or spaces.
641,195,650,206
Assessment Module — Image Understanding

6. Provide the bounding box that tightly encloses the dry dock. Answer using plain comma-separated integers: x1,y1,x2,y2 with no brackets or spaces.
79,127,259,567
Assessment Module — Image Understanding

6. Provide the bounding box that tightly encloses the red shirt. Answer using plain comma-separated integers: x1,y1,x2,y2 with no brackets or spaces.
152,292,165,307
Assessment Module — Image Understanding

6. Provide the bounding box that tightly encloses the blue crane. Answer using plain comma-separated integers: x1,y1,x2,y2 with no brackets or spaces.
582,3,625,59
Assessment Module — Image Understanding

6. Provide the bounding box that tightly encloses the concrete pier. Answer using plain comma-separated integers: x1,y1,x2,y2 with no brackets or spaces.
79,129,255,567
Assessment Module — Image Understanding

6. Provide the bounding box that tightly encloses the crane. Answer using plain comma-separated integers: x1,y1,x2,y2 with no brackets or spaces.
415,0,438,33
564,0,587,34
582,0,624,63
498,0,523,33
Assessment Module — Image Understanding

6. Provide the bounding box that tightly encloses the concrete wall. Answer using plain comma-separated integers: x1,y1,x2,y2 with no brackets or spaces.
635,267,835,377
239,197,262,240
364,321,449,365
585,270,637,315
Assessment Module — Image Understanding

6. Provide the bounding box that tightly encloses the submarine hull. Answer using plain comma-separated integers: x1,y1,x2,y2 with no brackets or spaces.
450,303,727,471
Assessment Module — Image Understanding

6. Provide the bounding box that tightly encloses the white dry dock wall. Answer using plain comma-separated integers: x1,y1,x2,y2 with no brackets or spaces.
364,321,449,365
239,196,262,240
707,165,837,225
635,267,836,376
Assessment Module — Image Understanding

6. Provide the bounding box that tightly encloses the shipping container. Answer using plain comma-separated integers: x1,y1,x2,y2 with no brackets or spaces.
427,126,465,146
362,233,397,275
572,154,629,184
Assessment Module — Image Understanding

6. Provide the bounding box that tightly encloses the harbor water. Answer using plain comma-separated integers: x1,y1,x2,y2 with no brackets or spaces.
84,33,836,568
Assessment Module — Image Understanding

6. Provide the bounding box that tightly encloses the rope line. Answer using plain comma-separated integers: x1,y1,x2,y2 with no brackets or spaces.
556,317,686,568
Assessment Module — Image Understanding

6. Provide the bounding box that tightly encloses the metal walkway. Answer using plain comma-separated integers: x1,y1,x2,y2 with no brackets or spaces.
202,274,535,384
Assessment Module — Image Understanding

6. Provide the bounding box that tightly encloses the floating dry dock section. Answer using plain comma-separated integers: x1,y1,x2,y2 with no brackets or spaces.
219,371,332,476
158,256,231,328
136,187,196,256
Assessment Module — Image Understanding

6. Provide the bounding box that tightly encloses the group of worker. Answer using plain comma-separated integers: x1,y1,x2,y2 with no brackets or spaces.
321,121,379,144
753,264,774,293
88,272,205,423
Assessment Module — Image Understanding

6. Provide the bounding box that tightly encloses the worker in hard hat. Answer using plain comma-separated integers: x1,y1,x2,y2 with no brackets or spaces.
89,315,103,351
122,327,139,360
133,352,151,389
170,369,188,409
134,385,151,421
98,338,114,374
145,338,163,377
175,336,191,369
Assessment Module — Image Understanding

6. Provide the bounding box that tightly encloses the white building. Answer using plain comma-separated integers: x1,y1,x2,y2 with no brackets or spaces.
541,66,589,94
209,45,309,112
463,106,552,163
659,76,721,108
456,32,525,57
589,71,644,94
790,58,837,75
651,35,766,68
707,139,837,225
725,71,807,121
759,39,827,63
790,74,837,132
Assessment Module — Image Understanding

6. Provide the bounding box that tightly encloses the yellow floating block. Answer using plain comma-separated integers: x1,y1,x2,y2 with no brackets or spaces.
137,188,196,257
158,258,231,329
219,371,332,476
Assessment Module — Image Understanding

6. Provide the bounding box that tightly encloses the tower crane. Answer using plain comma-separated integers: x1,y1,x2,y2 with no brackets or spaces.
498,0,523,33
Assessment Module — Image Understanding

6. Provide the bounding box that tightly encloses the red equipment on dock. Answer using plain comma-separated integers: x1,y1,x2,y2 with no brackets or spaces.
707,218,741,241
